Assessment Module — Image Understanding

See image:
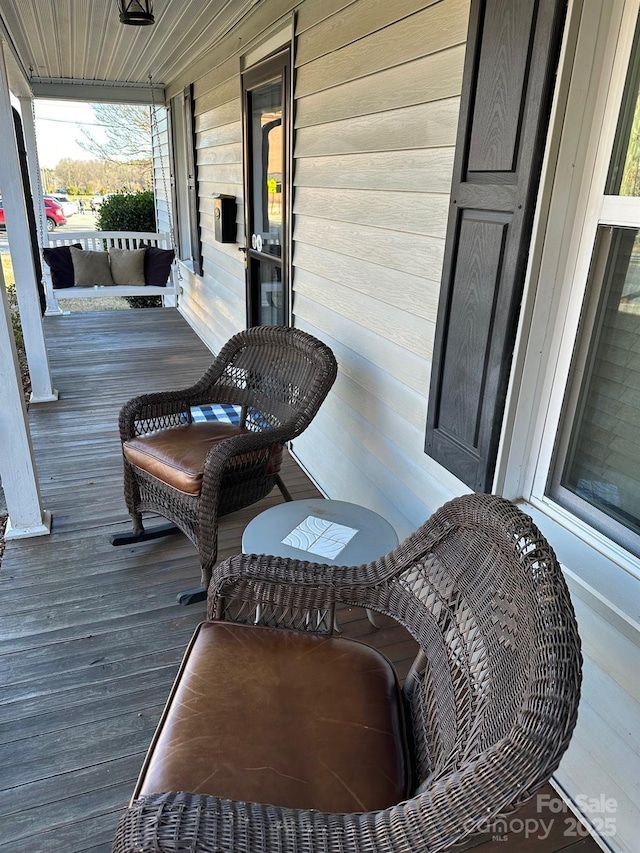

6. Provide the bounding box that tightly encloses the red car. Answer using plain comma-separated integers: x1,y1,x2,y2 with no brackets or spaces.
44,197,66,230
0,197,66,231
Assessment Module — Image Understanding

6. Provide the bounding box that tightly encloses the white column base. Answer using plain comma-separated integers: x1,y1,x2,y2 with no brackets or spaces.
44,305,64,317
29,388,59,404
5,509,52,539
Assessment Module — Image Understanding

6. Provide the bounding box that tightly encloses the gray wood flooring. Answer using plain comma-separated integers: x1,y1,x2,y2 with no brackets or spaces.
0,309,599,852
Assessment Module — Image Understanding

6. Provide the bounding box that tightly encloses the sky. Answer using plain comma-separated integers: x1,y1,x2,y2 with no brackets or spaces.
33,100,108,168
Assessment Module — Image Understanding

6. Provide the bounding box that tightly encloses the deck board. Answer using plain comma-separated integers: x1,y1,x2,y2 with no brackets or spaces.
0,309,599,852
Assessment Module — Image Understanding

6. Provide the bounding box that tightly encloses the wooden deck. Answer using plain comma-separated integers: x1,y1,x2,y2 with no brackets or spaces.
0,309,600,852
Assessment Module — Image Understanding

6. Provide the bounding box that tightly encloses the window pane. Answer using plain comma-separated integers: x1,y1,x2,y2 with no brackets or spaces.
607,14,640,195
251,257,284,326
559,228,640,537
249,82,283,259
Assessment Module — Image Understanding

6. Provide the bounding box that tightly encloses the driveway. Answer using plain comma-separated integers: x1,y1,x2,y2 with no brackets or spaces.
0,210,98,254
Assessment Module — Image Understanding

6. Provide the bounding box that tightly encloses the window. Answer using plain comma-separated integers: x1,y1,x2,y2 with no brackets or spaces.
548,7,640,555
170,84,202,275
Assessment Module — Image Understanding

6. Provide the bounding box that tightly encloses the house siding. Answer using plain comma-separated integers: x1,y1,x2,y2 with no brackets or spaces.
557,587,639,853
292,0,471,535
185,72,244,347
526,496,640,853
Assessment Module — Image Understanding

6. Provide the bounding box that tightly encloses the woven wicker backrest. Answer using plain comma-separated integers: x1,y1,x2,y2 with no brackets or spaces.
197,326,337,434
381,495,582,802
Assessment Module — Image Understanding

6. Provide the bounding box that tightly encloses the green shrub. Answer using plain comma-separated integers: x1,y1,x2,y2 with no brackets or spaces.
96,191,161,307
96,190,156,232
121,294,162,308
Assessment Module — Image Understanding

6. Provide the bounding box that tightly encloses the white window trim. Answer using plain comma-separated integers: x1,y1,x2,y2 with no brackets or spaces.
170,91,192,264
499,0,640,620
240,16,295,71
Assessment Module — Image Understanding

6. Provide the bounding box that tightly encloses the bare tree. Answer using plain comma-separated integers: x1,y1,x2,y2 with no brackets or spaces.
77,103,152,163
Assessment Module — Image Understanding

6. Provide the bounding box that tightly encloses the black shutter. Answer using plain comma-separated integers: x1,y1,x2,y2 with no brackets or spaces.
424,0,567,492
184,84,203,275
12,108,45,315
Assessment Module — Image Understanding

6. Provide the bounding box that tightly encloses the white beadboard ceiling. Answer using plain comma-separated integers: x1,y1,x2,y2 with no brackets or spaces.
0,0,256,100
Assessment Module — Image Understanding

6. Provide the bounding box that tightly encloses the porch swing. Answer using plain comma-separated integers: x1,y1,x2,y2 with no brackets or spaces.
40,76,181,314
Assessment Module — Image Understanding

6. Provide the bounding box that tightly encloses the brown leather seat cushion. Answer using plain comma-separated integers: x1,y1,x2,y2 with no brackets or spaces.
135,622,410,813
123,422,283,495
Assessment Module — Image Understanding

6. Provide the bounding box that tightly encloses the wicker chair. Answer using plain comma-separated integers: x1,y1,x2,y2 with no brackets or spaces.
112,494,582,853
113,326,337,603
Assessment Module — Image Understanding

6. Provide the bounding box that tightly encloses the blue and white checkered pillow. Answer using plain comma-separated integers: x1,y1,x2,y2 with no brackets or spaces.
190,404,241,424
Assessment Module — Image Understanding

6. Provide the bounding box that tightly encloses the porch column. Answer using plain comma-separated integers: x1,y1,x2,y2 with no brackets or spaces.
16,94,61,314
0,39,58,403
18,93,61,317
0,258,51,538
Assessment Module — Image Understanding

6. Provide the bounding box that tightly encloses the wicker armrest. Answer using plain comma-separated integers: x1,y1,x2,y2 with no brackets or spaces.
118,357,236,440
205,547,396,628
199,423,289,482
112,791,403,853
205,513,451,624
118,379,249,440
118,391,197,439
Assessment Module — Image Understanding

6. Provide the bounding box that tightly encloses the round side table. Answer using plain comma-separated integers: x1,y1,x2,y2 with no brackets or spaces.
242,498,399,629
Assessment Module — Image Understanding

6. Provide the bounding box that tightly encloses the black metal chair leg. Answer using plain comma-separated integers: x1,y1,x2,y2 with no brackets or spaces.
176,587,207,606
276,475,293,502
110,522,181,546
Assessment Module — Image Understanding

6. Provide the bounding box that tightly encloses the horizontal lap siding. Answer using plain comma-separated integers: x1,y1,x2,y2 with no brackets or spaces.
293,308,464,535
175,0,299,351
555,585,640,853
293,0,470,535
179,78,244,350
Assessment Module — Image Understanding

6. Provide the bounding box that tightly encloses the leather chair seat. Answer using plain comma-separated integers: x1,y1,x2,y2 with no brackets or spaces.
134,622,410,813
123,422,283,495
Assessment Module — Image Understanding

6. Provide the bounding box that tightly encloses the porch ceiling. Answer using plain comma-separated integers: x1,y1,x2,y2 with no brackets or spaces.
0,0,255,100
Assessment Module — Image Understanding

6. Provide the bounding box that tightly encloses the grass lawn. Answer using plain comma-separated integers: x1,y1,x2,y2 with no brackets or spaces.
2,252,14,285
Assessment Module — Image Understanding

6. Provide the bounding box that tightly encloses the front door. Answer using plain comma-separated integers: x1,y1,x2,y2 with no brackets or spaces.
242,49,290,327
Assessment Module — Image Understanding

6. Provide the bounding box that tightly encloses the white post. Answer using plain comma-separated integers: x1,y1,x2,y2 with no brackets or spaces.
18,94,61,315
0,256,51,538
0,39,58,403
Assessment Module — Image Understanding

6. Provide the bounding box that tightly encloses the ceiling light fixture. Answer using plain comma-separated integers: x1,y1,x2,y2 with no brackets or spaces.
118,0,155,26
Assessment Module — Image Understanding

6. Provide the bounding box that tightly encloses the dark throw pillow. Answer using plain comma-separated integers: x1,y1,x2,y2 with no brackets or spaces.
144,247,175,286
42,244,83,289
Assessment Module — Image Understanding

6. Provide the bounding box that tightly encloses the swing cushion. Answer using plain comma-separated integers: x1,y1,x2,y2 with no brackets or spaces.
109,247,147,285
70,247,115,287
144,247,175,286
42,244,83,288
